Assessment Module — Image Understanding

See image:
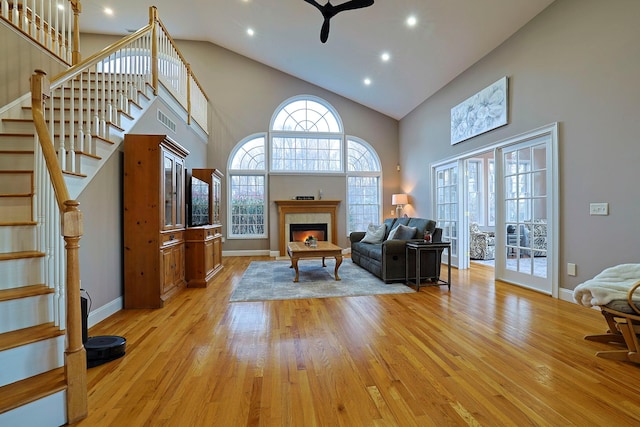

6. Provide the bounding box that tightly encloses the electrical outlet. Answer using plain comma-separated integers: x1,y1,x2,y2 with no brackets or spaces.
390,210,395,216
589,202,608,215
567,263,576,276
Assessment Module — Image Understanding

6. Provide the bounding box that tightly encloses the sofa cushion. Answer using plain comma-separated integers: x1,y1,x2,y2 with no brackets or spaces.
361,223,386,244
390,224,417,240
383,218,397,240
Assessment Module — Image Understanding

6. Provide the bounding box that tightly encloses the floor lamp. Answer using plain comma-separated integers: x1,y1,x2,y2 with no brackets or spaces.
392,193,408,217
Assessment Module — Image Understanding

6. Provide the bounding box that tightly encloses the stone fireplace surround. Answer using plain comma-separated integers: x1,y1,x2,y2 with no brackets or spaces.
274,200,341,256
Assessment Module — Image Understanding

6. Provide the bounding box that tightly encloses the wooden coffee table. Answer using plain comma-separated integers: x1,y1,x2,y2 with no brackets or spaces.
287,241,343,283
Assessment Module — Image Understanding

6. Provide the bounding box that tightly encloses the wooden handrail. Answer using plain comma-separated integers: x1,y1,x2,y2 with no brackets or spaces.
31,69,87,423
50,23,153,84
31,70,70,209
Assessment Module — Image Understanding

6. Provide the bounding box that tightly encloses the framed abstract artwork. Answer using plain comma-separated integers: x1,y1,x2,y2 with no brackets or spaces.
451,76,508,145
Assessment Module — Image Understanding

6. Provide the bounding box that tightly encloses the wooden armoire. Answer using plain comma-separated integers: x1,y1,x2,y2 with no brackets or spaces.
123,134,189,308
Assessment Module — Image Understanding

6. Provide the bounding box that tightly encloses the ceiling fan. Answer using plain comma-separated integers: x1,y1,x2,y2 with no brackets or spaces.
303,0,375,43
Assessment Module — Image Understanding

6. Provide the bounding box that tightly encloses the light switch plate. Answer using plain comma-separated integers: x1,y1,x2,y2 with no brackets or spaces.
567,263,576,276
589,202,608,215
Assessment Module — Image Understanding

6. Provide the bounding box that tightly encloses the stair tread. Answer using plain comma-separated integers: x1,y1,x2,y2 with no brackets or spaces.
0,322,63,351
0,250,45,261
0,284,54,303
0,367,66,414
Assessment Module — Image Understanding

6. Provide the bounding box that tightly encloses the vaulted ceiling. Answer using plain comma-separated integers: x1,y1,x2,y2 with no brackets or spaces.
79,0,555,119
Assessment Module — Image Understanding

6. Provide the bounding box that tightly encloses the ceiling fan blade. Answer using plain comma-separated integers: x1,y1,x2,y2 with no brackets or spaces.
334,0,375,13
320,19,330,43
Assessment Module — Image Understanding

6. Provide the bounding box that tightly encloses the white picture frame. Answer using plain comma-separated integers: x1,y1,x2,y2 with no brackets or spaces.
451,76,508,145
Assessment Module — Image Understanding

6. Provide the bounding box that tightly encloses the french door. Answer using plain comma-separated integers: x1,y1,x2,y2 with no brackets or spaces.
432,124,558,296
434,162,461,268
495,126,558,296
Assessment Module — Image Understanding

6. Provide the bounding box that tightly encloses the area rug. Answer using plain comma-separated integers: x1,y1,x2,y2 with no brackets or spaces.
230,259,414,302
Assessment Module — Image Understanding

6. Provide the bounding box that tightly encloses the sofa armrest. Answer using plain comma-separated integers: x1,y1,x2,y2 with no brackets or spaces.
350,231,366,243
382,239,409,256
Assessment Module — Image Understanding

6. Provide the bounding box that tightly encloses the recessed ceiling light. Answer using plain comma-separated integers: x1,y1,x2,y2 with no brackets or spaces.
247,28,255,36
104,7,114,15
364,78,372,86
406,15,417,27
381,52,391,62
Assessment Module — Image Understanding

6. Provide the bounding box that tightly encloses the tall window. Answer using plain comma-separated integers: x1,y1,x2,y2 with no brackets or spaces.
488,160,495,226
347,138,381,234
228,135,267,238
227,96,381,239
467,159,483,224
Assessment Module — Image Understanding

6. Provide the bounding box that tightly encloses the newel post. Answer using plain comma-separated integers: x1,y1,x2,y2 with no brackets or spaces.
63,199,88,423
150,6,159,95
70,0,82,65
186,64,192,125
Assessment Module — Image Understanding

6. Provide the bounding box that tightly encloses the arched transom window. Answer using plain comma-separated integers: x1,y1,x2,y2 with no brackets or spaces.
227,96,382,239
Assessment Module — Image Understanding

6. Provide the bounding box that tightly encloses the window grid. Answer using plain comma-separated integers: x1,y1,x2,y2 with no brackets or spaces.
271,137,342,172
230,175,266,237
348,176,380,233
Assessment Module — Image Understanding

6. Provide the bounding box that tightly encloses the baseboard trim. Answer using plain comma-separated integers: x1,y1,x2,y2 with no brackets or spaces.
559,288,575,303
88,297,123,329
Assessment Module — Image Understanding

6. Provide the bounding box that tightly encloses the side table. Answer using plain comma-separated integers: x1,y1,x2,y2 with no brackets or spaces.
405,241,451,291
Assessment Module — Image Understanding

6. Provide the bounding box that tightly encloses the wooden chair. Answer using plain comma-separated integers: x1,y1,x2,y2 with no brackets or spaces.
585,280,640,363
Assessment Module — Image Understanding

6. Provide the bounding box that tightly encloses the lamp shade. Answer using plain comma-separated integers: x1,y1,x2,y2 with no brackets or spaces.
391,193,408,206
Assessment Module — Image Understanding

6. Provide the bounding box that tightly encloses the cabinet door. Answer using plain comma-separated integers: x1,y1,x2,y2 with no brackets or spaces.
163,152,175,229
204,239,214,276
212,174,221,224
175,158,185,228
174,244,185,285
213,237,222,271
162,248,174,294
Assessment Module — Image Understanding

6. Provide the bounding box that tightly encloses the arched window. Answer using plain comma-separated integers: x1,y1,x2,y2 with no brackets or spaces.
228,134,267,238
347,137,382,234
227,96,382,239
270,96,343,172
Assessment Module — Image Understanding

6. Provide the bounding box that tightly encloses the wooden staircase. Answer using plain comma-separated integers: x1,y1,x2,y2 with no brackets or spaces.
0,5,208,423
0,72,154,427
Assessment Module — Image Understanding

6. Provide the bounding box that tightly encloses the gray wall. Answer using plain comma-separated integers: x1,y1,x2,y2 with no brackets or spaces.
76,33,399,311
0,21,67,107
399,0,640,291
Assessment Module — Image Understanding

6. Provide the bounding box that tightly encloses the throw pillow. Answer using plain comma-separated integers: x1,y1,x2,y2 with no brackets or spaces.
387,226,399,240
360,223,386,244
390,224,417,240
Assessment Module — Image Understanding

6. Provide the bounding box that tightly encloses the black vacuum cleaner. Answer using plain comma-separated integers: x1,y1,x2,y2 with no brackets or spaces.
82,294,126,368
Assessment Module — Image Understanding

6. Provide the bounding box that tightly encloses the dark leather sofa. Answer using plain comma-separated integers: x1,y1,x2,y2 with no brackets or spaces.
349,217,443,283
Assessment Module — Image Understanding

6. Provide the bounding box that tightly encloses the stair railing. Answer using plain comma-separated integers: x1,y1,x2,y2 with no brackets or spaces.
41,5,208,176
31,68,87,424
28,6,209,422
0,0,81,65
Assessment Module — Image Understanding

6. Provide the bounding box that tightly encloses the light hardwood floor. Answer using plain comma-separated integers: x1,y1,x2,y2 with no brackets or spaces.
73,257,640,426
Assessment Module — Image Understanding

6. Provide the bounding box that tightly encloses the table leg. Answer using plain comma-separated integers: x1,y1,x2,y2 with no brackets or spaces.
447,247,451,291
322,257,326,267
334,255,342,281
291,258,299,283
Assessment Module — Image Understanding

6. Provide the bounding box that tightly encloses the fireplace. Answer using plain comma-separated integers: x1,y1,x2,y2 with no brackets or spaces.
275,199,341,256
290,223,328,242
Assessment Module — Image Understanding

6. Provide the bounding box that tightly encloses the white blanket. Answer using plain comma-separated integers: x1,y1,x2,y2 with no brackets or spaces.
573,264,640,307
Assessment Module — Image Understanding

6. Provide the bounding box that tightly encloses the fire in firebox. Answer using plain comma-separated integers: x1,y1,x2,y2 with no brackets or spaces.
290,223,328,242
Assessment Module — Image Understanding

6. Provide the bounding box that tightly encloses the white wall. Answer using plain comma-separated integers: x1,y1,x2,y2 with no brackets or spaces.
399,0,640,291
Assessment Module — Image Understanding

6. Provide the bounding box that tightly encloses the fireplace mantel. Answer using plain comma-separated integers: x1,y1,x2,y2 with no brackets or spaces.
275,200,341,256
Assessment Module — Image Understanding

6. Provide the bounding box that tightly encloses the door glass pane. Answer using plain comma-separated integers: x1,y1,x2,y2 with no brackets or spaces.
175,161,183,225
164,155,173,227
